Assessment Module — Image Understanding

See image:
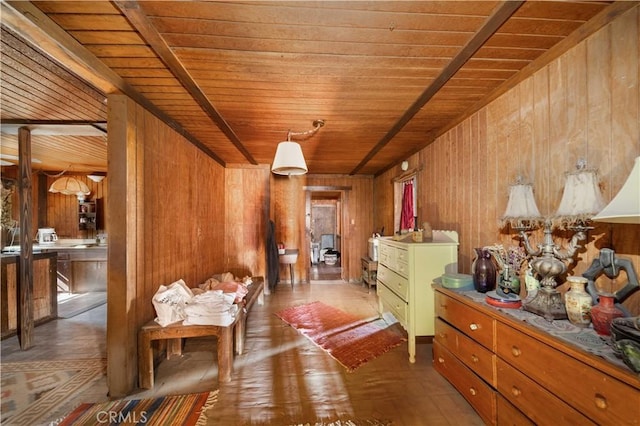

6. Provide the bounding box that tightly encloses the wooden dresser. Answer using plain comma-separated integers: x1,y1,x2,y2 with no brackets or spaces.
376,231,458,363
433,286,640,425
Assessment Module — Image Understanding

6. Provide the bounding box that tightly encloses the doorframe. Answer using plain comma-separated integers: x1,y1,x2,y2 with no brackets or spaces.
304,185,351,282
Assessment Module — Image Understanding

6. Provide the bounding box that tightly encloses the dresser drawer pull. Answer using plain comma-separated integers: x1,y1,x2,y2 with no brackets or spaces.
511,346,522,357
511,386,522,397
469,323,479,331
594,394,608,410
471,354,479,363
437,357,445,364
469,387,477,396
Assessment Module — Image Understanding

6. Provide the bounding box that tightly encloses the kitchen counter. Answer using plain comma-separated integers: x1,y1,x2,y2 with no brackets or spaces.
2,240,107,293
2,240,107,253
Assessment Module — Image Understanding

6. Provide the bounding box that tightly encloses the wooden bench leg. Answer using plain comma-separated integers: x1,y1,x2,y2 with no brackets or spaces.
218,327,233,382
235,313,246,355
166,338,182,358
138,332,154,389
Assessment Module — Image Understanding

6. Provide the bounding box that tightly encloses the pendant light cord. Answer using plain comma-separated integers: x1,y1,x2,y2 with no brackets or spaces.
287,119,325,141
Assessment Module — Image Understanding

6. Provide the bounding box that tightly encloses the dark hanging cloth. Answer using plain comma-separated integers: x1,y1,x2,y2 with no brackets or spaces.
266,219,279,291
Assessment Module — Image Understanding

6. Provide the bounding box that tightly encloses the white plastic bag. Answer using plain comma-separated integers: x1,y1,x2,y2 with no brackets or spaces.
152,279,194,327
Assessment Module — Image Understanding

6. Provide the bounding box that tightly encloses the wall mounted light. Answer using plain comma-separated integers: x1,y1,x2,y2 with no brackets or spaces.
271,119,325,176
87,172,106,183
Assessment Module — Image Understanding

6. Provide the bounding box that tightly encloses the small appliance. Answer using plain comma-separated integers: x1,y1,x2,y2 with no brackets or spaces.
368,236,379,261
37,228,58,245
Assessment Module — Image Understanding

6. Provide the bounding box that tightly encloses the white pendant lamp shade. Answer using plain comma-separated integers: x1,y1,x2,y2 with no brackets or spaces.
49,177,91,200
592,156,640,224
271,141,308,175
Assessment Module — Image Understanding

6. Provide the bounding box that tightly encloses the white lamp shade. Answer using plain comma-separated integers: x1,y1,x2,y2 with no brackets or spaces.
49,177,91,198
271,141,308,175
554,168,605,224
501,183,543,228
592,156,640,224
87,173,106,183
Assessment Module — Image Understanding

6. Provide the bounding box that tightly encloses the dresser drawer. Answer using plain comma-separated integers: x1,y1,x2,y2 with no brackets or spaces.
395,248,408,277
377,282,407,325
377,264,409,301
496,322,640,425
435,292,494,351
378,243,393,268
496,358,595,425
435,318,496,386
433,341,496,425
497,394,534,426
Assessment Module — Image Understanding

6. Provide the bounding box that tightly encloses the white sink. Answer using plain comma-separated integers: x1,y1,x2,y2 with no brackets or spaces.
279,249,299,264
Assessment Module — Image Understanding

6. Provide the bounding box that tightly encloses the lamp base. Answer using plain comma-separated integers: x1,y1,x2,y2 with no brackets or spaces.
522,287,567,321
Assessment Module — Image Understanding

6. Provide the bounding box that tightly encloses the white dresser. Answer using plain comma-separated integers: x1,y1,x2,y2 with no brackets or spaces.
376,231,458,362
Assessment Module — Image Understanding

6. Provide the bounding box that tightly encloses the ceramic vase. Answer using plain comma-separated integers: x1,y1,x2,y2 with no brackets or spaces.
590,293,624,336
564,276,592,328
472,248,496,294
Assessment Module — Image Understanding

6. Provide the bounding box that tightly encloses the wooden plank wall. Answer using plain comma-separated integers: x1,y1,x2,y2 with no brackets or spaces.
374,6,640,315
107,94,226,396
242,171,374,283
306,174,374,282
224,164,270,280
270,174,306,283
45,175,106,239
4,169,107,240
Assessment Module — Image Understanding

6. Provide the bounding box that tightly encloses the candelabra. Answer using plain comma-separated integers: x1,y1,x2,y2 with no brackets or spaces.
501,160,605,321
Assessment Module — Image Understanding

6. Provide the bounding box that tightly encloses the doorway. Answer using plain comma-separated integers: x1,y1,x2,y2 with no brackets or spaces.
306,189,345,282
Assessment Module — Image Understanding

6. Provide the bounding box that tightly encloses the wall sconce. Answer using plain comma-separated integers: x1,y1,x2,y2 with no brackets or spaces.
49,176,91,201
501,159,605,320
87,172,106,183
271,119,324,176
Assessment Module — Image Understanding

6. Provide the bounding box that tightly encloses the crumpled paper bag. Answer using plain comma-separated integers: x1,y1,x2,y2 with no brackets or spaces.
152,279,194,327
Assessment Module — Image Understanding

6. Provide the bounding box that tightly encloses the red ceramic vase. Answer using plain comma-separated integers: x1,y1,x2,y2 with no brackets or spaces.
590,293,624,336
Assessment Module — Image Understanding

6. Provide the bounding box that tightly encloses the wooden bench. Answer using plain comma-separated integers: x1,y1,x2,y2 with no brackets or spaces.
138,277,264,389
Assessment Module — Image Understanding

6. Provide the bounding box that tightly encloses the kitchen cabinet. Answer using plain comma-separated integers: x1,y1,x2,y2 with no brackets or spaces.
55,247,107,293
1,252,58,339
433,285,640,425
376,231,458,363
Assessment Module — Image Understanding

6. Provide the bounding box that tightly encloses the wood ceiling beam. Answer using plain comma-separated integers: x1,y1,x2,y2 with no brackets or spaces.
114,0,258,165
1,0,225,167
350,0,525,175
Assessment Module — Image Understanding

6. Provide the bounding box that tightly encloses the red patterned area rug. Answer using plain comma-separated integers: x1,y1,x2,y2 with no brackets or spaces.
276,301,406,372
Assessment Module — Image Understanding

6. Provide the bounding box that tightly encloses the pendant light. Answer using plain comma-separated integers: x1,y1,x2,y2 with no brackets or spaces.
49,176,91,201
271,119,324,176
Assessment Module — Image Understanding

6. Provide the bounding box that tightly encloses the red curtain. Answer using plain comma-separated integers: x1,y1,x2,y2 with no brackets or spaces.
400,180,414,230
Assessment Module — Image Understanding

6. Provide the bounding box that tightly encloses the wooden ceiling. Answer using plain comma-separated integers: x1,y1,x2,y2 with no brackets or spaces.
1,1,625,175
